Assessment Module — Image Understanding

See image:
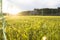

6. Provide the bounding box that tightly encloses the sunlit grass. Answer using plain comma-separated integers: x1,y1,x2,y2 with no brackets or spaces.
0,16,60,40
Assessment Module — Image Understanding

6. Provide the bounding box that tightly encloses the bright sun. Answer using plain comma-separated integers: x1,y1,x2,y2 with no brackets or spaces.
6,6,20,15
2,0,21,15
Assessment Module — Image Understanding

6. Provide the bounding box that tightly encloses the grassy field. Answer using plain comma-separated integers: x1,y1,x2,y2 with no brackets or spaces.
0,16,60,40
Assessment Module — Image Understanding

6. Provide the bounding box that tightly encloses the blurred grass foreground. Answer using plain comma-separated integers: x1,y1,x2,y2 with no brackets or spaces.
0,16,60,40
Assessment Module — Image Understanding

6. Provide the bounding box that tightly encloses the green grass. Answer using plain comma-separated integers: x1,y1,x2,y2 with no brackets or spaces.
0,16,60,40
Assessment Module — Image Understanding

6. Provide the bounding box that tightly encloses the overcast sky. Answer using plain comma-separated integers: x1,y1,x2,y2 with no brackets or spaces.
2,0,60,14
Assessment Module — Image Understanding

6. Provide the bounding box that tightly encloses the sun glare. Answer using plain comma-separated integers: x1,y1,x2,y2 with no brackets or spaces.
6,6,20,15
2,0,21,15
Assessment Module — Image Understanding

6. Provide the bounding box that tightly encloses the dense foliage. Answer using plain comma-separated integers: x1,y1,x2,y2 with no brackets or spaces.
0,16,60,40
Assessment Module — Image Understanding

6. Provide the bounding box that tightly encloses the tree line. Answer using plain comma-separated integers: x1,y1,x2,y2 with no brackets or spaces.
19,7,60,16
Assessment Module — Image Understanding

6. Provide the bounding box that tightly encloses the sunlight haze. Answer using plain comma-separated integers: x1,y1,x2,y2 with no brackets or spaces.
2,0,60,15
2,0,22,15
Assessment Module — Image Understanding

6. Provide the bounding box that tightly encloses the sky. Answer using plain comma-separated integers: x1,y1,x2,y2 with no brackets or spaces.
2,0,60,14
